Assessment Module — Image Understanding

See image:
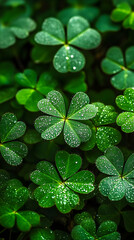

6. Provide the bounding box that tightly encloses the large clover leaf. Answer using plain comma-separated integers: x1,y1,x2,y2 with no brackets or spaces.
96,146,134,203
35,90,98,148
101,46,134,90
0,113,28,165
81,102,121,151
34,16,101,73
116,88,134,133
71,212,121,240
0,9,36,49
30,151,95,214
0,179,40,231
15,69,57,112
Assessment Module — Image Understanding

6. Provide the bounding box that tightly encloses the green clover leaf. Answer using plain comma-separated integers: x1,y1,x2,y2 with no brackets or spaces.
0,112,28,165
96,14,120,33
30,228,55,240
15,69,57,112
30,151,95,214
101,46,134,90
98,202,134,232
35,90,98,147
96,146,134,203
0,15,36,49
111,2,134,29
116,88,134,133
34,16,101,73
81,102,121,151
71,212,121,240
57,0,99,25
0,179,40,231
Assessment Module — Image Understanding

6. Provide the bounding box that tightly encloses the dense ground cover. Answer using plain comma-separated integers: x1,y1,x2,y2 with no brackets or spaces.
0,0,134,239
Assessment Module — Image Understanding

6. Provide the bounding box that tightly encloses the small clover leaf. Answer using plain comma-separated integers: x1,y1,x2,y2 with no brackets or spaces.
0,112,28,165
15,69,57,112
96,14,120,33
81,103,121,151
0,179,40,231
71,212,121,240
34,16,101,73
0,87,16,104
0,13,36,49
116,88,134,133
101,46,134,90
96,146,134,203
35,90,98,147
30,151,95,214
57,0,99,25
111,2,134,29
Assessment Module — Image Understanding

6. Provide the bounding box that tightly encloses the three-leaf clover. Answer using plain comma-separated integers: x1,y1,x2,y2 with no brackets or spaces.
101,46,134,90
34,16,101,73
71,212,121,240
30,151,95,214
96,146,134,203
35,90,98,148
81,102,121,151
0,112,28,165
0,10,36,49
116,88,134,133
111,2,134,29
0,179,40,231
15,69,57,112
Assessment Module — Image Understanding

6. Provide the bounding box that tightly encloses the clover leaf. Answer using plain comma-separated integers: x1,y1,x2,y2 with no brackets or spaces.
98,202,134,232
111,2,134,29
116,88,134,133
0,12,36,49
81,102,121,151
57,0,99,25
0,179,40,231
30,151,95,214
15,69,57,112
35,90,98,147
0,87,16,104
96,14,120,32
34,16,101,73
30,228,55,240
96,146,134,203
101,46,134,90
71,212,121,240
0,112,28,165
